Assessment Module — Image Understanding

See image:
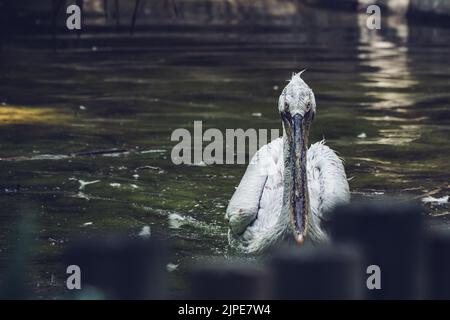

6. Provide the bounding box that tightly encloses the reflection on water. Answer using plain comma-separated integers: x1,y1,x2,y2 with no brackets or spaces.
0,7,449,298
356,14,422,147
0,105,73,125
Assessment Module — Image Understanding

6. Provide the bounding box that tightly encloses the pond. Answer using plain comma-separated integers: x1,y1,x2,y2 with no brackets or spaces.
0,8,449,298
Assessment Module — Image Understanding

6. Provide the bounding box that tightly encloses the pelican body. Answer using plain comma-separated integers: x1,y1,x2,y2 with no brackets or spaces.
225,73,350,254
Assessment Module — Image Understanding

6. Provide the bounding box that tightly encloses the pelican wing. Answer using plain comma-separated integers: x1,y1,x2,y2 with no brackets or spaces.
226,140,283,235
226,161,267,235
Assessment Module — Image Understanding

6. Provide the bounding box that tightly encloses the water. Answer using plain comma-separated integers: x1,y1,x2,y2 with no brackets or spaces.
0,8,449,298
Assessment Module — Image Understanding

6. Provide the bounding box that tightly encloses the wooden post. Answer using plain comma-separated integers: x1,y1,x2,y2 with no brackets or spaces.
327,200,424,299
190,259,268,299
64,236,168,299
269,244,363,299
426,226,450,299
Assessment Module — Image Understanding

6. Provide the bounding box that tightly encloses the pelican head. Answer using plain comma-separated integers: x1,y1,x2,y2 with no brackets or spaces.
278,71,316,117
278,72,316,245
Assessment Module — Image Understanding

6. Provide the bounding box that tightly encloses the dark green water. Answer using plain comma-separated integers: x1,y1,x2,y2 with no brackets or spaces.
0,10,449,298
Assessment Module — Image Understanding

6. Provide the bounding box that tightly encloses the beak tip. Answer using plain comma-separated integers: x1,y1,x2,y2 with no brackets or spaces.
295,234,305,245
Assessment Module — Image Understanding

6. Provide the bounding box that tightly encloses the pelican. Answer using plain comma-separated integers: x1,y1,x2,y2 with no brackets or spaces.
225,72,350,254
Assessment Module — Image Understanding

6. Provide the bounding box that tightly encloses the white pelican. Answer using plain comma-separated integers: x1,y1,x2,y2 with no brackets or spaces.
225,72,350,254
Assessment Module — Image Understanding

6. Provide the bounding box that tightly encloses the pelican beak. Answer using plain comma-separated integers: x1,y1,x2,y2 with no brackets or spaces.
289,113,310,245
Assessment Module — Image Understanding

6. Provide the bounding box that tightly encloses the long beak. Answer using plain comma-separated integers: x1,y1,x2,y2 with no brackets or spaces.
289,114,310,245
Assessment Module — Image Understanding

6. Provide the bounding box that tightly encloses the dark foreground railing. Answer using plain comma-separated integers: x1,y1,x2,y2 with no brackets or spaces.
58,199,450,300
1,198,450,299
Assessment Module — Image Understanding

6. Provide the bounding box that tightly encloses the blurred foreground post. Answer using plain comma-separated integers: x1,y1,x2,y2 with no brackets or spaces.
269,244,363,299
327,200,424,299
190,259,268,299
426,227,450,299
0,204,37,299
64,236,167,299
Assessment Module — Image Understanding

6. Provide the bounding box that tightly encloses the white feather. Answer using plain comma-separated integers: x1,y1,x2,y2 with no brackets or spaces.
226,75,350,254
226,138,350,254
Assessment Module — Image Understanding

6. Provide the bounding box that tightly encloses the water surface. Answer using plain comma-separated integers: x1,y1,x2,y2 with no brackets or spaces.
0,9,449,298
